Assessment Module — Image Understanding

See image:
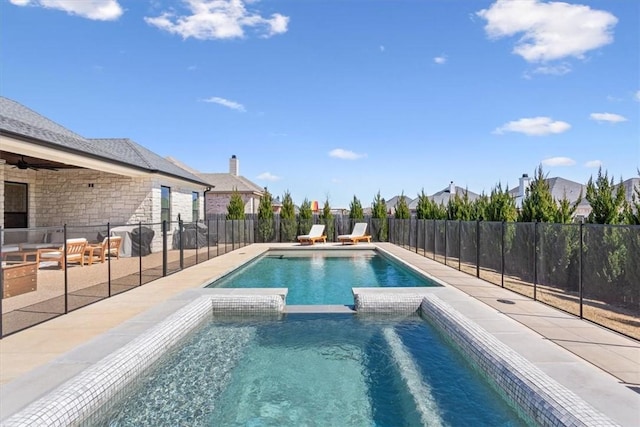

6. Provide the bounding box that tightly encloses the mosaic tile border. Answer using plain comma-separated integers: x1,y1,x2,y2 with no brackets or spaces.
420,294,618,427
1,295,285,427
353,292,424,313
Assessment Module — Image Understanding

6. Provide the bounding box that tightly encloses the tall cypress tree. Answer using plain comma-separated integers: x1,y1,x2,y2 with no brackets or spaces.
349,195,364,219
518,165,556,222
226,188,245,220
586,167,626,224
280,190,297,241
394,191,410,219
299,198,313,234
257,188,274,242
320,197,334,240
371,190,388,241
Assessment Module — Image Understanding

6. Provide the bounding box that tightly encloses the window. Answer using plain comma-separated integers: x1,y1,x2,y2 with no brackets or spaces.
161,186,171,224
4,182,28,228
192,191,199,222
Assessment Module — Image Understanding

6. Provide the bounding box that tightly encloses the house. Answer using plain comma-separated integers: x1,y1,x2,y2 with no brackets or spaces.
197,155,264,216
404,182,480,214
1,96,211,248
509,174,590,219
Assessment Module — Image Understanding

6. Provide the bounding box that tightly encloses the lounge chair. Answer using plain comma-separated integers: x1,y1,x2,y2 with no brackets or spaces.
338,222,371,245
85,236,123,265
297,224,326,245
36,238,87,270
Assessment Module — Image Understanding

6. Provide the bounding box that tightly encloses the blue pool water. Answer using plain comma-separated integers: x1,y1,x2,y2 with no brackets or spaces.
95,314,528,426
207,250,437,304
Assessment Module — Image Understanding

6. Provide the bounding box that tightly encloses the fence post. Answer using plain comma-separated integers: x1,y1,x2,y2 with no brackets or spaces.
533,221,538,301
501,221,505,288
579,222,584,319
138,222,143,286
63,224,68,313
476,220,480,278
433,219,436,261
232,220,235,251
179,218,184,270
415,218,419,254
107,222,112,297
444,220,448,265
162,220,168,277
216,218,220,257
458,220,462,271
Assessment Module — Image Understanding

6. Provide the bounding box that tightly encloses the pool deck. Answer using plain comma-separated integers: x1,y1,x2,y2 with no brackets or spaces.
1,242,639,425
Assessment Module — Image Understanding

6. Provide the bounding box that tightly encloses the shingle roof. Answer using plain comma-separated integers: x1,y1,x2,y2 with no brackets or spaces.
198,173,264,194
0,96,207,185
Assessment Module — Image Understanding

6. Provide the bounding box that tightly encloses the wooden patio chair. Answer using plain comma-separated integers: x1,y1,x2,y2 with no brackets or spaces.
84,236,122,265
36,238,88,270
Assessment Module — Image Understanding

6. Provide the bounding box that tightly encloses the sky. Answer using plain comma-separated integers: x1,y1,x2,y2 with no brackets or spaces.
2,0,639,208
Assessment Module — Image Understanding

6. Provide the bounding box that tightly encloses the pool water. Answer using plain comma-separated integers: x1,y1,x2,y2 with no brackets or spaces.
207,251,437,305
95,314,528,426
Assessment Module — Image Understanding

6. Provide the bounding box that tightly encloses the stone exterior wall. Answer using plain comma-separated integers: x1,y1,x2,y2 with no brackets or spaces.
206,193,259,216
0,166,206,227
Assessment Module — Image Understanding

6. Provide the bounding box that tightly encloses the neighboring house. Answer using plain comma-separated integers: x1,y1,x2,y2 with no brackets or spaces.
197,155,264,217
404,182,480,214
509,174,589,219
1,96,210,248
386,194,414,215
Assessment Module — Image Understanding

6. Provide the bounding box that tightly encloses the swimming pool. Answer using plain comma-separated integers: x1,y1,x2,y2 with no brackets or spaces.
207,250,437,304
91,313,528,426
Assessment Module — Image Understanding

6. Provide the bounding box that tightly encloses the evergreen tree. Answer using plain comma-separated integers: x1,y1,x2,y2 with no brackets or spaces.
280,190,297,241
257,188,274,242
518,165,557,222
348,195,364,219
586,167,626,224
472,193,489,220
447,189,474,220
415,189,431,219
226,188,245,220
371,191,388,241
484,183,517,222
394,191,410,219
298,198,313,234
319,197,334,240
554,193,581,224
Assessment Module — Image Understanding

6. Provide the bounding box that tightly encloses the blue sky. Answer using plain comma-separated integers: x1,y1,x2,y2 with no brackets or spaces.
3,0,639,208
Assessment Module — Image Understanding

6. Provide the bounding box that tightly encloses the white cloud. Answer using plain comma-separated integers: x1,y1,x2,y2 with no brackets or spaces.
144,0,289,40
380,45,385,52
635,90,640,102
542,157,576,167
9,0,123,20
257,172,281,181
434,55,447,64
589,112,627,123
329,148,367,160
477,0,617,62
530,63,572,76
202,96,246,112
585,160,603,168
493,117,571,136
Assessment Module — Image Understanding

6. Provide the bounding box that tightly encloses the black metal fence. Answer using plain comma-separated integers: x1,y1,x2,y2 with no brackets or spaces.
389,218,639,340
0,218,253,337
2,215,638,340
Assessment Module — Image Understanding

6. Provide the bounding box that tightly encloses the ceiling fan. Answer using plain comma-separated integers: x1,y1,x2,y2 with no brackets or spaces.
11,155,59,171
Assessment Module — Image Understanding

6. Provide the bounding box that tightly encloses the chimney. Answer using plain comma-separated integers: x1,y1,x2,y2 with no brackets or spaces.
229,155,239,176
449,181,456,195
519,173,530,198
